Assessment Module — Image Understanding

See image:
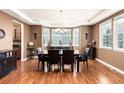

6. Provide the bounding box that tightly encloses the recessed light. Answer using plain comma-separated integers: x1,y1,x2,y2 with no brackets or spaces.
59,10,63,13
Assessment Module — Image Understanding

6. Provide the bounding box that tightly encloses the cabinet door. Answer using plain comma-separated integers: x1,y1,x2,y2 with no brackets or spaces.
15,48,21,59
0,62,2,75
7,57,12,70
91,48,96,60
13,57,17,69
2,59,8,73
8,57,15,69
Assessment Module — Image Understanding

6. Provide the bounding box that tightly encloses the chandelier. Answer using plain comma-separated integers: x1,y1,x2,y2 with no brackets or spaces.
55,27,67,34
55,10,67,34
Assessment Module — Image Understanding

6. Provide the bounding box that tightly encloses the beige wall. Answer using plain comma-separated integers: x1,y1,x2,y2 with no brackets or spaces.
80,26,92,52
30,25,42,48
0,11,13,50
13,22,21,40
92,10,124,71
23,24,30,58
0,11,30,59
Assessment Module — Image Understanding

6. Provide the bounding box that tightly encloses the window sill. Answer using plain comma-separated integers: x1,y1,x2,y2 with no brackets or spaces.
72,45,79,47
99,47,112,50
51,45,70,47
113,48,124,53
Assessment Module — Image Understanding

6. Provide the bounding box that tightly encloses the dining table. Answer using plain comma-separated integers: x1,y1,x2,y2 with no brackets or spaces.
41,49,82,72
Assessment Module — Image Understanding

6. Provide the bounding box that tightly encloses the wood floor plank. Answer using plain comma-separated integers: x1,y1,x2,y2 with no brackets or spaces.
0,59,123,84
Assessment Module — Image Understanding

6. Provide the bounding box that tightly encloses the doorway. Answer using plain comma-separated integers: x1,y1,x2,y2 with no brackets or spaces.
12,20,24,61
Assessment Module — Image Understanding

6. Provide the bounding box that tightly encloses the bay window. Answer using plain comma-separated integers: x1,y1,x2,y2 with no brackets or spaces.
42,27,50,46
42,27,80,47
73,28,79,46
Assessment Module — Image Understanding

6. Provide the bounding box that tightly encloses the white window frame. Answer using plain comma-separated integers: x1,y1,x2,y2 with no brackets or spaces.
113,13,124,52
99,19,112,49
42,27,80,47
72,28,79,47
42,27,50,47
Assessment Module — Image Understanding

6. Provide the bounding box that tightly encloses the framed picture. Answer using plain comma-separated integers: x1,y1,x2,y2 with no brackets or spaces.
0,29,5,39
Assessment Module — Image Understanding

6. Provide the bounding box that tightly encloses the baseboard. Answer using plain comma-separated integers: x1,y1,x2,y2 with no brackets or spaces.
32,56,38,58
21,56,37,61
96,58,124,75
21,57,28,61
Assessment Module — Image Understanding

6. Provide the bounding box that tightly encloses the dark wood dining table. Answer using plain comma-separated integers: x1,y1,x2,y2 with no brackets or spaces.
41,49,82,72
42,49,80,56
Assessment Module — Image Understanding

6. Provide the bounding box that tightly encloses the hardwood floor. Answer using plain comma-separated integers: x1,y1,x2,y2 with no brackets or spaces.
0,59,124,84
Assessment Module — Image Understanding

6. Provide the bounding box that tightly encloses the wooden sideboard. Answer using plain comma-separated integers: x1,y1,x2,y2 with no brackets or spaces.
0,50,16,78
27,47,35,59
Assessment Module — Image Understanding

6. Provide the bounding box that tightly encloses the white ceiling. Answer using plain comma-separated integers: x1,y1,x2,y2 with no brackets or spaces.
1,9,122,27
19,9,102,26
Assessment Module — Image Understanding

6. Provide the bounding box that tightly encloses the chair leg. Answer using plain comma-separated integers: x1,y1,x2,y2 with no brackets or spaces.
53,65,55,71
62,64,64,72
47,62,49,71
42,61,45,71
77,61,79,72
86,61,88,69
59,62,61,70
48,63,51,72
83,62,85,66
71,64,73,72
50,64,53,71
38,61,40,70
58,62,60,70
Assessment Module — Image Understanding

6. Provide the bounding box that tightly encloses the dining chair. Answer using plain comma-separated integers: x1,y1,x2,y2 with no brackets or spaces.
36,47,48,71
76,48,90,72
62,49,74,72
48,49,60,72
62,47,71,50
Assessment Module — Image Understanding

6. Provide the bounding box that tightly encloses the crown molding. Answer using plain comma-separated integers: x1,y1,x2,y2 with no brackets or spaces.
89,9,122,25
1,9,122,26
1,9,33,25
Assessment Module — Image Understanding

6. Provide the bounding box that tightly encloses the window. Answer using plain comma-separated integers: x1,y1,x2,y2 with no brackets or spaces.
114,14,124,50
51,28,71,46
42,27,50,46
73,28,79,46
99,20,112,49
42,27,79,47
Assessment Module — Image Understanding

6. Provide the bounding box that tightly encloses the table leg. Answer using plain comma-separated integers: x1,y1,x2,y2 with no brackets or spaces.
61,56,62,72
42,61,45,71
77,61,79,72
74,56,76,72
